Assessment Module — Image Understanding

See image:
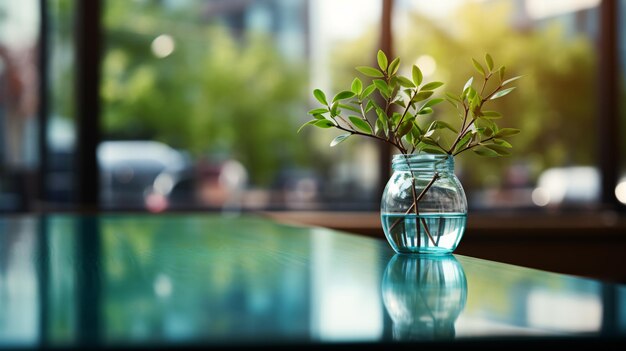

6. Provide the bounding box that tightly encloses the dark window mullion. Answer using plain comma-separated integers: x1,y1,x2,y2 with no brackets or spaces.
377,0,394,198
75,0,102,209
38,0,49,208
598,0,621,210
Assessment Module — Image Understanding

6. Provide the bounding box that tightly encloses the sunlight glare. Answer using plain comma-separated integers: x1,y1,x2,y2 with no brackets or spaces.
151,34,175,58
415,55,437,77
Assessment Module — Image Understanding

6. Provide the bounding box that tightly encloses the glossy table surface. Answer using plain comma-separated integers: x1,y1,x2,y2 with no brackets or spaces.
0,213,625,348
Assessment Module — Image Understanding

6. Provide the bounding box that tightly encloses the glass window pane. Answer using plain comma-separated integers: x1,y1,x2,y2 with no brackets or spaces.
46,0,77,207
394,0,601,211
0,0,40,211
99,0,382,211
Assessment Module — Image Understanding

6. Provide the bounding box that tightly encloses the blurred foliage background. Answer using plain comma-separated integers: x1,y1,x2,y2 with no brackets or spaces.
101,1,310,186
333,1,597,191
41,0,618,210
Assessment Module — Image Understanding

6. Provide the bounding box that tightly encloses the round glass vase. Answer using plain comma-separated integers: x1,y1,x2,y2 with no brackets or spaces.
381,154,467,254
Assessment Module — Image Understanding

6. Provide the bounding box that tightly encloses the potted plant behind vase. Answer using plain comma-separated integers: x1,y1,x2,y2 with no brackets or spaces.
299,51,521,254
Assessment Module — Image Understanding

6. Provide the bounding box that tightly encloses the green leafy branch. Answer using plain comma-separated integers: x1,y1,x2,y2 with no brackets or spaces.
299,51,521,160
299,50,446,155
446,53,521,158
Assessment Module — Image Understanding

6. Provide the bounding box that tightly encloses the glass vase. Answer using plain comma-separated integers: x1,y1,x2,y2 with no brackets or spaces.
381,154,467,254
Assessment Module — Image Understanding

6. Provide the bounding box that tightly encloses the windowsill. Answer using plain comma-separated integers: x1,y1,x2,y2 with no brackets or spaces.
262,209,626,283
261,210,626,237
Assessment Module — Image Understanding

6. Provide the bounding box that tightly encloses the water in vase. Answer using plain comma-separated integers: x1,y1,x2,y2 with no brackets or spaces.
381,213,466,254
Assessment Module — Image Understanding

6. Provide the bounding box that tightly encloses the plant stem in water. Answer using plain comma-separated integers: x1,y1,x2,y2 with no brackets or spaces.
388,173,440,231
388,171,440,246
409,177,422,248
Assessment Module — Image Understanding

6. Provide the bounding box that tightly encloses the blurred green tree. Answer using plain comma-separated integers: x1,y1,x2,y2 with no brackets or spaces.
101,0,310,186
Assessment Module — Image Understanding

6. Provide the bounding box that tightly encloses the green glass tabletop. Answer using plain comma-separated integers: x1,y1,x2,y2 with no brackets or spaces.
0,213,624,348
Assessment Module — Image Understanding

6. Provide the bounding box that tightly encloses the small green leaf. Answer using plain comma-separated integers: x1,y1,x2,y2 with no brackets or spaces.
373,100,384,115
308,108,328,115
362,84,376,99
467,88,481,108
467,87,477,99
389,76,399,90
480,111,502,119
330,101,339,116
454,132,473,153
330,133,351,147
420,146,448,155
388,57,400,75
376,110,389,136
405,129,415,145
313,89,327,105
333,90,356,102
472,58,485,76
297,120,317,133
421,137,439,146
418,107,434,115
473,146,499,157
338,103,360,113
313,120,335,128
373,79,391,98
410,123,423,139
322,113,337,124
490,87,516,100
373,79,388,90
365,100,375,113
356,66,384,78
485,53,494,71
498,66,506,81
421,81,444,91
463,77,474,93
311,113,324,120
433,120,458,133
396,76,415,88
412,65,423,86
477,116,498,132
494,128,521,137
493,138,512,148
502,75,522,86
351,78,363,95
375,117,385,136
477,126,494,137
391,111,403,125
397,120,413,137
485,144,512,156
423,98,444,108
412,90,434,102
377,50,388,71
349,116,373,134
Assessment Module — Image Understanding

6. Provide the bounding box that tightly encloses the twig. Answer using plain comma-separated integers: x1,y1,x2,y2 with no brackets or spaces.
388,172,439,231
452,135,496,156
387,172,440,247
334,125,406,153
410,177,421,248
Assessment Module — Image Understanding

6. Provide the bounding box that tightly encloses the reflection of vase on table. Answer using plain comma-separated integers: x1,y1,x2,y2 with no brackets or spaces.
382,254,467,341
